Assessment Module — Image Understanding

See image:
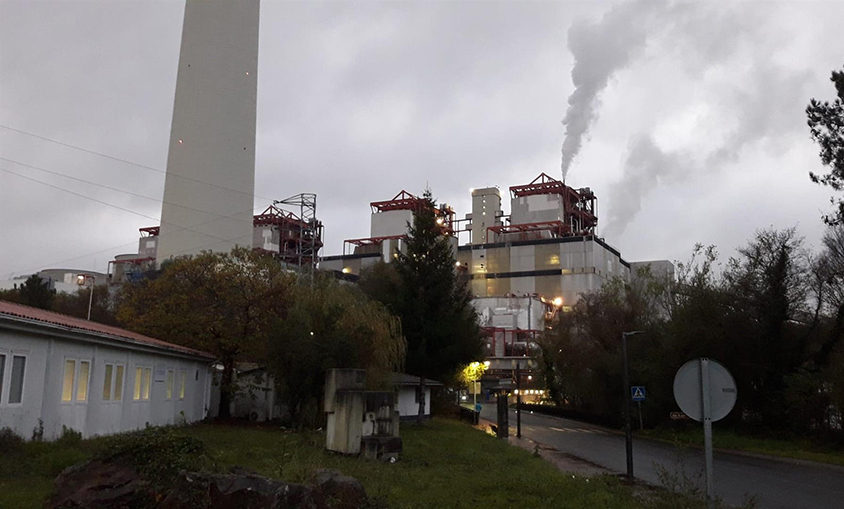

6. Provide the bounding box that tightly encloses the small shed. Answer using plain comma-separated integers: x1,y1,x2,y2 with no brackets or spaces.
391,373,442,420
0,300,214,440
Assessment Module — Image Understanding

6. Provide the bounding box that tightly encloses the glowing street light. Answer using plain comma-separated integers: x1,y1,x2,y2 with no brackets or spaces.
76,274,95,321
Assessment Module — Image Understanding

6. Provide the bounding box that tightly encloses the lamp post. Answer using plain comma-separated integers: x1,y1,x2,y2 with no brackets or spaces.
622,330,644,481
76,274,95,320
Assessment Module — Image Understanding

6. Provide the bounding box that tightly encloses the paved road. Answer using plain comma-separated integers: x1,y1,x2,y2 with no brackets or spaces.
479,404,844,509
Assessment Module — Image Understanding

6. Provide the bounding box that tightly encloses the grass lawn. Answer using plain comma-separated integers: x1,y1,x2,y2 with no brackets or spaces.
637,427,844,467
1,418,708,509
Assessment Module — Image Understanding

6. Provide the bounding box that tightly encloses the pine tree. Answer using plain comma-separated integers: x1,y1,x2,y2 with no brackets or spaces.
391,190,482,383
808,66,844,224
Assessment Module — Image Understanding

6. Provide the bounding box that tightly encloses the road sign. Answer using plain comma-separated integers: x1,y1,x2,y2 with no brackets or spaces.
673,358,737,509
670,412,690,420
673,359,736,422
631,386,646,402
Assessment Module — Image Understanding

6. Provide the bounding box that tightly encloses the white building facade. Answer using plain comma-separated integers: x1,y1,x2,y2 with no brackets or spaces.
0,301,214,440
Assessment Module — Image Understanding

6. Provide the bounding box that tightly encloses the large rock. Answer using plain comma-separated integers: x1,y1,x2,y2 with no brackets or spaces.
310,469,368,509
50,462,371,509
47,460,155,508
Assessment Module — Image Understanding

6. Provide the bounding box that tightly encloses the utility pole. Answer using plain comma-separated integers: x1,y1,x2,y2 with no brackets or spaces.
622,331,643,481
516,361,521,438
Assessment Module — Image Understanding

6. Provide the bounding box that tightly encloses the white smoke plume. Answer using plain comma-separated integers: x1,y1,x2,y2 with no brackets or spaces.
602,4,813,238
559,0,664,180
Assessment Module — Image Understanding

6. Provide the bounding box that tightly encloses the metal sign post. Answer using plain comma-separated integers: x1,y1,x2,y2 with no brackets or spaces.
673,358,737,509
515,362,522,439
700,359,715,509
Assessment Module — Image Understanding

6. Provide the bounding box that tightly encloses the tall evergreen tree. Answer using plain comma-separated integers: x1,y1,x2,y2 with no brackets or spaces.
808,65,844,224
363,190,482,387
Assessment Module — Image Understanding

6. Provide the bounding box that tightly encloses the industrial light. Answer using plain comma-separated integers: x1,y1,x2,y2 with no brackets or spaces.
455,261,460,267
484,361,490,367
310,331,314,336
436,217,444,225
553,297,563,307
342,267,351,274
469,188,474,193
527,375,533,380
76,275,85,285
246,71,250,75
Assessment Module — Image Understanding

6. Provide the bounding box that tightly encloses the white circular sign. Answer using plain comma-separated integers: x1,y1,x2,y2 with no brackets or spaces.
673,358,737,422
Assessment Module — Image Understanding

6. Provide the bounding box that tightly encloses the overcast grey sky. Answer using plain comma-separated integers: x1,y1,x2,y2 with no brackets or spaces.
1,0,843,278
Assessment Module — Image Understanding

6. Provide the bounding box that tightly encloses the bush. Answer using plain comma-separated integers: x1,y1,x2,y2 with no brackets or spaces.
94,426,212,489
56,425,83,447
0,427,24,454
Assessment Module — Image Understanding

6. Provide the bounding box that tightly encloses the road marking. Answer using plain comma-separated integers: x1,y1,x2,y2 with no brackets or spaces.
550,427,567,432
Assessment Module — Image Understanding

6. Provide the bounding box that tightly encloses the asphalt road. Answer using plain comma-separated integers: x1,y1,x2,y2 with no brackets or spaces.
479,404,844,509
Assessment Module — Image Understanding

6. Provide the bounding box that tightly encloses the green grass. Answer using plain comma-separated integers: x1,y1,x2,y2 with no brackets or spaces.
637,427,844,467
1,419,712,509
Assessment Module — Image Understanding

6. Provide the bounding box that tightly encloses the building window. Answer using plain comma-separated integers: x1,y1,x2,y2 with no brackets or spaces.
166,370,174,400
102,364,113,400
133,367,142,400
62,360,76,402
76,361,90,402
142,368,151,400
9,356,25,404
179,371,186,400
114,365,124,401
0,354,5,402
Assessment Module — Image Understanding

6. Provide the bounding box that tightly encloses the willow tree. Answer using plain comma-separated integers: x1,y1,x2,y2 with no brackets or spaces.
265,274,406,427
117,247,294,418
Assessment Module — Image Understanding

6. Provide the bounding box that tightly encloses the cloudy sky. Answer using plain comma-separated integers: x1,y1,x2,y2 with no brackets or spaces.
1,0,843,279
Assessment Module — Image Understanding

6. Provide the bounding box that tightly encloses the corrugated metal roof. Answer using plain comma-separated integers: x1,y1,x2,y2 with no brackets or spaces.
0,300,214,359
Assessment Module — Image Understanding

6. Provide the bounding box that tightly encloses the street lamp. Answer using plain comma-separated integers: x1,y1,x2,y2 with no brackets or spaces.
622,330,644,481
76,274,95,321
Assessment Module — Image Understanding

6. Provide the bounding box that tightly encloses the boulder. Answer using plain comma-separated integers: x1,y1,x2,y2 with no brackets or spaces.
46,460,155,508
49,462,370,509
310,469,368,509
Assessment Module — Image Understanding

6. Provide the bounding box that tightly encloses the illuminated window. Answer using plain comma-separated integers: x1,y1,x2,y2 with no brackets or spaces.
133,367,142,400
114,365,124,401
76,361,90,402
102,364,113,400
166,370,174,400
62,360,76,402
179,371,186,400
142,368,151,400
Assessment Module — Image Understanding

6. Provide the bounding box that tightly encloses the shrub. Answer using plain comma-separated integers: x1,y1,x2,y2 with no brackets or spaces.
0,427,24,454
56,425,82,447
94,426,212,489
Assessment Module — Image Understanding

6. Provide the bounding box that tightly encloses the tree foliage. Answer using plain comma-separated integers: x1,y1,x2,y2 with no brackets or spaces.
808,65,844,224
116,248,294,417
53,285,119,325
360,190,483,384
17,275,55,310
540,228,844,435
264,275,406,427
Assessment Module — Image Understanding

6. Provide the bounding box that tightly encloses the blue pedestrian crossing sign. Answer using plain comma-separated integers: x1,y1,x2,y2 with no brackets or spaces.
631,386,646,402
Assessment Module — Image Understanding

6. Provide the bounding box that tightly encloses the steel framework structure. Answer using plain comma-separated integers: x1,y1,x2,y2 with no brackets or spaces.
271,193,323,274
508,173,597,236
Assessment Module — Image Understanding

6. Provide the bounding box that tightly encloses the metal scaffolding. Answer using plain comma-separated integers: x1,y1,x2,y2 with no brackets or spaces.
272,193,322,276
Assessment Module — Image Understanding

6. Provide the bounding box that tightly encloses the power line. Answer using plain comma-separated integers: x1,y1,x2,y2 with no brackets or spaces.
0,124,275,202
2,200,271,279
0,156,257,227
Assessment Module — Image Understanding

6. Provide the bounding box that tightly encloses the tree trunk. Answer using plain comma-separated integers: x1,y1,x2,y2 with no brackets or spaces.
417,377,426,425
219,360,234,419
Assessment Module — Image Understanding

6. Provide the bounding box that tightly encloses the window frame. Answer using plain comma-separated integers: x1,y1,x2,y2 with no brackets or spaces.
133,365,153,402
179,370,187,400
5,352,27,407
165,369,174,400
101,363,126,403
61,358,77,404
75,360,90,403
0,352,6,405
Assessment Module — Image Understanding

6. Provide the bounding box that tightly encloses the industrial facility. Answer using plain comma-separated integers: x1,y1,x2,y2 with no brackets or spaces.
320,172,673,385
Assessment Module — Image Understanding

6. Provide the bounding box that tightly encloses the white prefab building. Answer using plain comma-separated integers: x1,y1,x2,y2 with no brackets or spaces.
392,374,441,420
0,301,214,440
